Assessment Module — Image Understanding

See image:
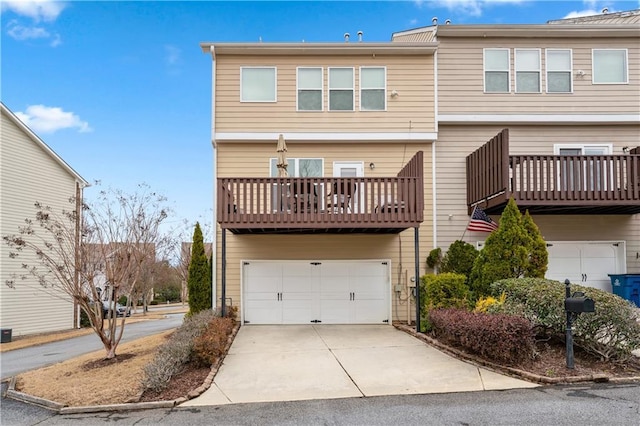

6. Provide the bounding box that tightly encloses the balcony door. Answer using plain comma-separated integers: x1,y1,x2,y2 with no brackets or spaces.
555,144,612,191
333,162,364,212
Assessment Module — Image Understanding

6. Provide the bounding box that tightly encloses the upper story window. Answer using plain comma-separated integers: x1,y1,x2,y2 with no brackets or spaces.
240,67,277,102
592,49,628,84
546,49,572,93
484,48,510,93
360,67,386,111
270,158,323,177
328,67,354,111
297,67,323,111
515,49,541,93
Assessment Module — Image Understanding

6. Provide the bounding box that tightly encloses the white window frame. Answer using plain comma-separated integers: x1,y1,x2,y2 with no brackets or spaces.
240,66,277,102
328,67,355,111
553,143,613,191
270,158,324,177
592,49,629,84
359,66,387,112
296,67,323,112
483,48,511,93
545,49,573,94
515,48,541,93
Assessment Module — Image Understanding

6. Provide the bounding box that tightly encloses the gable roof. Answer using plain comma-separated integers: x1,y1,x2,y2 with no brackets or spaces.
547,9,640,24
1,102,89,187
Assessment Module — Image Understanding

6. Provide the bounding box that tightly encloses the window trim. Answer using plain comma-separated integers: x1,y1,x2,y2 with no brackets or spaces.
545,49,573,94
328,67,355,111
591,49,629,85
240,66,277,103
483,48,511,93
359,66,387,112
553,143,613,155
296,67,323,112
269,157,325,177
514,48,541,93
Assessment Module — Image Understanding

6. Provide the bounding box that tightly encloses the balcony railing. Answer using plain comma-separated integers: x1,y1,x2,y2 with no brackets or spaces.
218,152,424,233
467,129,640,215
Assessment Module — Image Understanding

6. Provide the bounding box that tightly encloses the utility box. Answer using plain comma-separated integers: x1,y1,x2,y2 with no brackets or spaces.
609,274,640,308
1,328,12,343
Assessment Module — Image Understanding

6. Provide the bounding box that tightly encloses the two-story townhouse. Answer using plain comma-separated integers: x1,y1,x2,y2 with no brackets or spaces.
393,10,640,292
1,103,89,337
200,42,437,325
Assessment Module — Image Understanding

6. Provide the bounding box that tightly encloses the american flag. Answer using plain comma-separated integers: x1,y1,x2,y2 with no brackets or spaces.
467,206,498,232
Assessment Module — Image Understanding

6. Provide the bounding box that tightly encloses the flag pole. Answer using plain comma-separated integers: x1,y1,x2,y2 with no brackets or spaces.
460,205,476,241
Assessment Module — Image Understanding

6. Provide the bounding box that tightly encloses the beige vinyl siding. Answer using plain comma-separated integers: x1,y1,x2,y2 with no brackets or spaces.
215,142,433,319
0,112,77,336
434,124,640,274
437,37,640,114
215,55,435,133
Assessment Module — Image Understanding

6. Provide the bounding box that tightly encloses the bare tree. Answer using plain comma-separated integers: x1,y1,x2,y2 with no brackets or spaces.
3,183,172,359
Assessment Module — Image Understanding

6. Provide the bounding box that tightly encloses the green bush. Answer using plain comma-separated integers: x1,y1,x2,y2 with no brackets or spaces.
118,295,128,306
420,272,470,310
440,240,478,283
426,248,442,270
150,300,159,305
428,308,535,364
491,278,640,361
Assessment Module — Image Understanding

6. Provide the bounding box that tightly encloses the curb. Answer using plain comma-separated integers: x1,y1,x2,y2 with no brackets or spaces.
394,323,640,385
5,322,241,414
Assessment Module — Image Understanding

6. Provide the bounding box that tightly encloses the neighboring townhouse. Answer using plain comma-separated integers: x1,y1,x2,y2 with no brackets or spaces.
201,40,437,324
393,10,640,293
0,102,89,337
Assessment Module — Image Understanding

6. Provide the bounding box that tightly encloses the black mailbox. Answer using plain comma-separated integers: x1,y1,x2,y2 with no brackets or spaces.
565,293,595,313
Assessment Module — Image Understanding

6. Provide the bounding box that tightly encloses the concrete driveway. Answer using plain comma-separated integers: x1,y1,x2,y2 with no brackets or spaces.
183,325,538,406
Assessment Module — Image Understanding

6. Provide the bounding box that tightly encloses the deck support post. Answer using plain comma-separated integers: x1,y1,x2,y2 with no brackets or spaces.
414,226,420,332
221,228,226,317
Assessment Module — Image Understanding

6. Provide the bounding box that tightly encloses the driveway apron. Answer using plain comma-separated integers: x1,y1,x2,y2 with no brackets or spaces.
182,325,538,406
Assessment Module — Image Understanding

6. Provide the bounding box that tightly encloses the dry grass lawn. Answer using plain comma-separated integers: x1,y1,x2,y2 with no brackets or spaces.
15,331,172,407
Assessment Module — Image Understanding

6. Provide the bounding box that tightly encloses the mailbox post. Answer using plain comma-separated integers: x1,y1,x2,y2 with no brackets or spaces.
564,279,595,369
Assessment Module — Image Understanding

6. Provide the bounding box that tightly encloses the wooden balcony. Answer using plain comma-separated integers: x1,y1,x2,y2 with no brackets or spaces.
218,152,424,234
467,129,640,215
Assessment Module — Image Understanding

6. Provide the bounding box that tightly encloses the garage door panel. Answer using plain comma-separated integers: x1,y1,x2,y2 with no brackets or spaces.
244,261,389,325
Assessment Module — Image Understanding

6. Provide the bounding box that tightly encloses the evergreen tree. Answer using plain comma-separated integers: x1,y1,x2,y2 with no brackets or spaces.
523,210,548,278
440,240,479,285
187,222,211,314
469,198,532,297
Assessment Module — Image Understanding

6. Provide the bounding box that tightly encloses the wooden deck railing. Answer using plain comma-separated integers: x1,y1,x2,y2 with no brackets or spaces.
218,152,424,232
467,129,640,213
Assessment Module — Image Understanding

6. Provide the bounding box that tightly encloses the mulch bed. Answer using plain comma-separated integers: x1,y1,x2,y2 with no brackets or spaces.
82,353,136,370
138,364,211,402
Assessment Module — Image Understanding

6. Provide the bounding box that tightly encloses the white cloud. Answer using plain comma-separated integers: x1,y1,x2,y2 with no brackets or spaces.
415,0,525,17
1,0,66,22
15,105,92,134
6,19,49,39
563,9,600,18
164,45,181,66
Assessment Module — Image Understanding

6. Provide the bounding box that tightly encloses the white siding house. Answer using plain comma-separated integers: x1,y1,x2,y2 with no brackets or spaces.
0,102,89,337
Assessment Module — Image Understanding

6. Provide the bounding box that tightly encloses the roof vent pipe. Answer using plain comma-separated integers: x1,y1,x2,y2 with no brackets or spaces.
432,17,438,25
445,19,451,25
357,31,363,42
344,32,350,43
602,7,608,14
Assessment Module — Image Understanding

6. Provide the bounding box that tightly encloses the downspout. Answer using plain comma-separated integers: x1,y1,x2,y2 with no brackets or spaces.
210,45,218,311
432,49,438,250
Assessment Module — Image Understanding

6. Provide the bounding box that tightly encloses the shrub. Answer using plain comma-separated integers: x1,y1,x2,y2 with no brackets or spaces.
440,240,478,283
188,222,212,315
192,317,235,367
150,300,159,305
474,293,505,313
142,309,217,392
469,199,548,299
420,272,470,310
491,278,640,361
118,295,128,306
428,308,535,364
426,248,442,270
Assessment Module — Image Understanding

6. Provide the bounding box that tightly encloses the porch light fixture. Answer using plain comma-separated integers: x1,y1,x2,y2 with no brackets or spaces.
369,162,375,170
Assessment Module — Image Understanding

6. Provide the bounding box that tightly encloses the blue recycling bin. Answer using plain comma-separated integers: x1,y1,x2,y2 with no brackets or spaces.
608,274,640,308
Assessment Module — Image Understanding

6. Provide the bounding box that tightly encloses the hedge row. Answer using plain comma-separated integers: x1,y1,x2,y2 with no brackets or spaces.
428,308,535,365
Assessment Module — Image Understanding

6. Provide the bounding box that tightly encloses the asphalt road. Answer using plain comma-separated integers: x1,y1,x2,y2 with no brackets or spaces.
0,313,184,379
1,382,638,426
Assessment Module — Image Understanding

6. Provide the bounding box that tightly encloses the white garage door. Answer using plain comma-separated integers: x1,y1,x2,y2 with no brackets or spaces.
243,260,390,325
545,241,625,292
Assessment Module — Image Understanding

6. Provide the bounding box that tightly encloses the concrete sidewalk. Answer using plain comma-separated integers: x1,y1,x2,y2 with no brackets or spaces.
182,325,538,406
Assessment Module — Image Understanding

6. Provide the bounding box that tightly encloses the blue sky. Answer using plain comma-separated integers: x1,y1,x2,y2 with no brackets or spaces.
2,0,639,231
